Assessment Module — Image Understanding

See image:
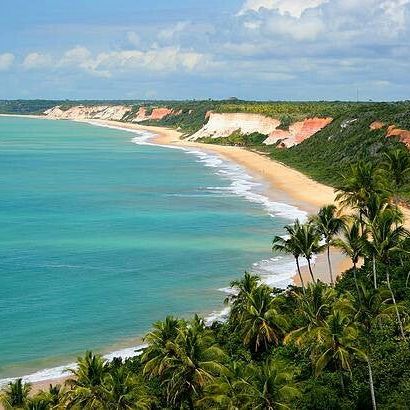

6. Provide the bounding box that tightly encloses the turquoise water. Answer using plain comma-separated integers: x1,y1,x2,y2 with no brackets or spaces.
0,117,302,380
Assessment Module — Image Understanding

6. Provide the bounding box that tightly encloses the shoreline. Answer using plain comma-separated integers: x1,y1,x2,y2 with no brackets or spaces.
0,114,383,391
80,119,354,285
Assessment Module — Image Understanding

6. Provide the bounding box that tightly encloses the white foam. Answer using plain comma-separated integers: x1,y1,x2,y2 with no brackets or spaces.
0,344,148,387
87,121,307,222
182,148,307,221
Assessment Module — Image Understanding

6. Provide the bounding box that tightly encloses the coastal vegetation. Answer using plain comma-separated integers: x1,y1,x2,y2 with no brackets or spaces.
2,149,410,409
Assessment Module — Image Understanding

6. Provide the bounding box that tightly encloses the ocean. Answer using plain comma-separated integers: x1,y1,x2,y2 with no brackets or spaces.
0,116,306,383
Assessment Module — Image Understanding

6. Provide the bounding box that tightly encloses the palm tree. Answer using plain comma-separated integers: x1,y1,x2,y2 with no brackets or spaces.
310,309,366,391
103,366,154,410
311,205,344,285
336,161,385,232
225,271,260,321
64,351,107,409
163,317,227,409
366,205,404,288
296,222,324,283
333,218,365,295
236,359,300,409
142,315,184,379
240,285,288,353
198,361,245,409
369,210,409,338
285,282,338,346
273,220,305,291
350,282,398,410
382,148,410,208
0,378,31,409
34,384,64,409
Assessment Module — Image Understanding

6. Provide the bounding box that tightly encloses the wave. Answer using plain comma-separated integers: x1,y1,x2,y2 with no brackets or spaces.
87,121,307,222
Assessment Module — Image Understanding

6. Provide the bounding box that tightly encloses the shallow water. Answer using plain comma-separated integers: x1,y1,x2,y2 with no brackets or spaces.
0,117,304,381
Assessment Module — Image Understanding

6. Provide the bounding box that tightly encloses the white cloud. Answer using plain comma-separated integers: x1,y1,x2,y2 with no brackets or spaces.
47,44,218,78
127,31,141,47
59,46,110,78
22,52,52,69
239,0,328,17
94,47,211,73
0,53,14,71
158,22,188,40
265,14,325,40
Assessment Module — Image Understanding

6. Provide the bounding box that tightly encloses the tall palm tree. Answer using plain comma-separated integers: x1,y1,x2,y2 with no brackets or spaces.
366,205,404,288
236,359,300,409
311,205,345,285
273,220,306,291
0,378,31,409
369,210,409,338
336,161,385,232
382,148,410,208
240,285,288,353
225,271,260,322
64,351,107,409
295,222,323,283
311,309,366,390
285,282,338,346
333,218,365,295
142,315,184,379
163,318,227,409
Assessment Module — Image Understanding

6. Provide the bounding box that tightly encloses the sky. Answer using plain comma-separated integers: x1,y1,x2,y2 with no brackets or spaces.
0,0,409,101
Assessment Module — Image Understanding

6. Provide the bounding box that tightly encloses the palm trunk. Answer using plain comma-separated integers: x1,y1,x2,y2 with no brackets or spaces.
353,262,363,306
406,270,410,288
327,244,334,285
339,372,345,393
307,258,315,283
372,255,377,289
368,358,377,410
386,267,406,339
295,257,305,293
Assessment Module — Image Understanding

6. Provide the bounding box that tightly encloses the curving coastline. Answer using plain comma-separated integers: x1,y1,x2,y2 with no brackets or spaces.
0,114,387,389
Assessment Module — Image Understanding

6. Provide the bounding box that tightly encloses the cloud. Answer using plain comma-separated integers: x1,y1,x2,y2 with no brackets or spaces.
158,21,189,41
59,46,110,77
126,31,141,47
93,47,214,74
239,0,328,17
22,52,52,69
0,53,14,71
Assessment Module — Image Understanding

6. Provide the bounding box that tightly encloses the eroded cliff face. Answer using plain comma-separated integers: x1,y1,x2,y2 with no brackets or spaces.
43,105,176,122
44,105,132,121
369,121,410,148
264,117,333,147
130,107,175,122
189,112,332,147
189,113,281,141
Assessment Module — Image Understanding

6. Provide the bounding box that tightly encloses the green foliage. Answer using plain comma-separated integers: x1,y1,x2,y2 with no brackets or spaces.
198,130,268,146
